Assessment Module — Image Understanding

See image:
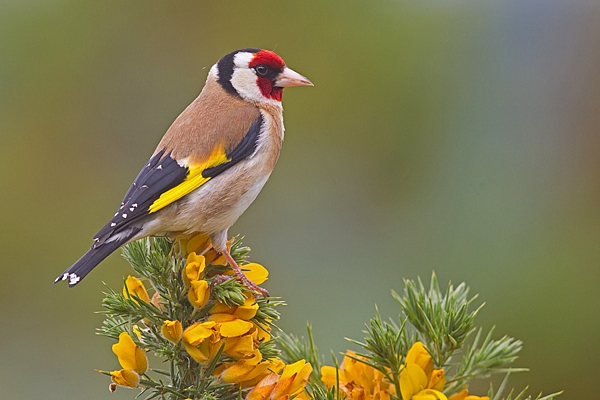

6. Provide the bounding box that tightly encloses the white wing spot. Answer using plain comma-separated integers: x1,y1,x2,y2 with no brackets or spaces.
141,185,148,189
129,207,134,212
69,273,81,285
122,213,127,218
157,164,163,170
132,203,138,207
110,222,116,227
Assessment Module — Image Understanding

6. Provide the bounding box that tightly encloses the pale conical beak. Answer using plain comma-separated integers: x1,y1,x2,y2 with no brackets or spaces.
274,67,313,88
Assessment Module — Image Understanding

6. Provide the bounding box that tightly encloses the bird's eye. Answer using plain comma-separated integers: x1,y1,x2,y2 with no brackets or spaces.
255,65,268,76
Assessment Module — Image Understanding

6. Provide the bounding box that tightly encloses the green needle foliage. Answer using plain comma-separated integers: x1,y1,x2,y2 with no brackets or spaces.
394,273,483,367
278,273,561,400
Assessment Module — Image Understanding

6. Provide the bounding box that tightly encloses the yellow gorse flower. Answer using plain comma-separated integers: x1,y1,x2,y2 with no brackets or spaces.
211,296,259,320
245,360,312,400
218,357,285,388
400,342,446,400
406,342,434,378
208,312,254,337
183,321,217,363
321,350,395,400
176,237,270,370
181,252,212,309
240,263,269,285
207,296,259,348
123,275,150,304
112,331,148,375
182,238,268,313
110,369,140,388
188,279,211,308
161,320,183,343
208,298,270,361
183,252,206,287
220,262,268,284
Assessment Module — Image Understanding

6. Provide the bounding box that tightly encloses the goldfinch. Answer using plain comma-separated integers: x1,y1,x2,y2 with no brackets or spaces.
55,48,312,295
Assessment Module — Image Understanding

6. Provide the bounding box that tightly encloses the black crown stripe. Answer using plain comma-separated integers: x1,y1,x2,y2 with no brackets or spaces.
216,48,261,97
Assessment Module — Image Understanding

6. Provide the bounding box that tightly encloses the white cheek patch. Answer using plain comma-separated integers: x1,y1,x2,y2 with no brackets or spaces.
232,51,260,100
230,68,263,101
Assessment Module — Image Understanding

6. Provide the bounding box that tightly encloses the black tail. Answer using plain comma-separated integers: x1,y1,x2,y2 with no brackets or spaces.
55,229,139,287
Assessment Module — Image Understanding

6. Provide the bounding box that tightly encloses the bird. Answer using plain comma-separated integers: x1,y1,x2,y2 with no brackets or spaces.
55,48,312,296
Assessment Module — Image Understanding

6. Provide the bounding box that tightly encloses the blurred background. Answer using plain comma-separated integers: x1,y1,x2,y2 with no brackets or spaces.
1,1,599,398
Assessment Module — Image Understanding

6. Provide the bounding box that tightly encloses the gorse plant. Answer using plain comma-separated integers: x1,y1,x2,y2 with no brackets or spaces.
96,236,561,400
97,235,310,400
279,275,561,400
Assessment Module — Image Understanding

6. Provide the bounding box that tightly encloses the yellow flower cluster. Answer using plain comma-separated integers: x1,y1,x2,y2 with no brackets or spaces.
108,276,152,388
181,250,310,399
321,343,489,400
184,234,269,285
107,250,311,400
399,342,489,400
321,351,396,400
109,331,148,388
180,251,270,363
181,305,268,364
183,250,269,309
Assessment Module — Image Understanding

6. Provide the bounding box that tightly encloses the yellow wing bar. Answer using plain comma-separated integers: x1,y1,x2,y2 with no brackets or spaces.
148,147,229,214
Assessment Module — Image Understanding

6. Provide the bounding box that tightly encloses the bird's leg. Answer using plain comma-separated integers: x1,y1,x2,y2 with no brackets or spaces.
172,237,186,259
221,249,269,298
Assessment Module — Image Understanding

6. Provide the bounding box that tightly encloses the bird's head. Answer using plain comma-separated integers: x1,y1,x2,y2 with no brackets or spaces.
213,48,313,104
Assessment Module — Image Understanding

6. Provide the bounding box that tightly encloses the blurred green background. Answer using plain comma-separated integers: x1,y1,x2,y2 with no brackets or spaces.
1,1,599,398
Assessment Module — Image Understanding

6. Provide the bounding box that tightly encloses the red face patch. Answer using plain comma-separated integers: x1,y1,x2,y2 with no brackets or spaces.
250,50,286,101
255,77,284,101
248,50,285,69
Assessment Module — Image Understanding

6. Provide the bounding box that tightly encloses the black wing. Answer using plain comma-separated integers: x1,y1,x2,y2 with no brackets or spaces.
92,149,190,247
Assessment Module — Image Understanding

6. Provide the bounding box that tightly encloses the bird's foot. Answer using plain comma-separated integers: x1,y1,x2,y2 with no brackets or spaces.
235,270,269,298
221,250,269,298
